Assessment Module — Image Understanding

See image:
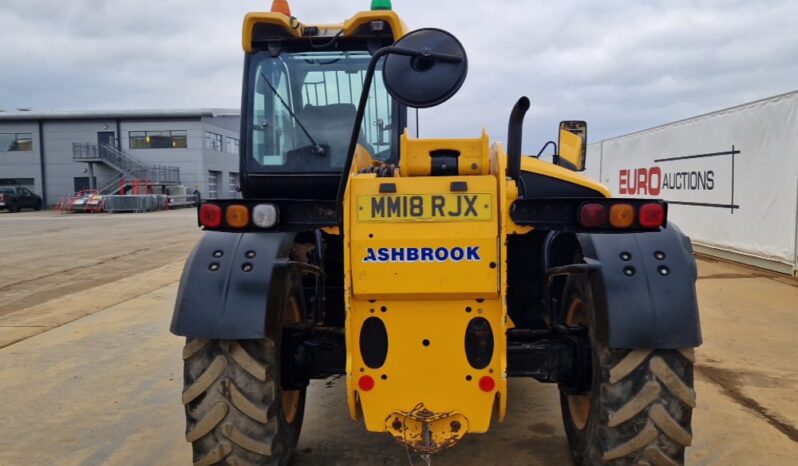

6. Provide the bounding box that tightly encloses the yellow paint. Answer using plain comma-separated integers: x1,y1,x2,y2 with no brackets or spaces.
349,175,498,300
399,130,490,177
342,10,408,40
242,12,300,51
341,124,613,450
519,156,611,198
242,10,408,53
558,129,585,171
347,297,504,435
344,133,506,448
490,141,510,422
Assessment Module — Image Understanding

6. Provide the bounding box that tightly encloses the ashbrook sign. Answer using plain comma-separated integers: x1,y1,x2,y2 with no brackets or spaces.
616,147,740,212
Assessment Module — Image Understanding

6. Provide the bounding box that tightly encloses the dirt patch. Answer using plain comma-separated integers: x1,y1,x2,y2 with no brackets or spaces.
697,365,798,443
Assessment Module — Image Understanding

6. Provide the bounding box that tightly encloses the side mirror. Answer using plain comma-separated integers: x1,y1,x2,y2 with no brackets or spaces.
557,120,587,171
382,28,468,108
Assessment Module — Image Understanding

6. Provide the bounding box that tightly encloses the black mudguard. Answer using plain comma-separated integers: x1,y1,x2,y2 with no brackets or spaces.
576,224,702,349
170,231,295,339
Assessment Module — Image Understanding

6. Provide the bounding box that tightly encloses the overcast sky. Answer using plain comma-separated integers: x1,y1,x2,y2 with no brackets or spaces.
1,0,797,150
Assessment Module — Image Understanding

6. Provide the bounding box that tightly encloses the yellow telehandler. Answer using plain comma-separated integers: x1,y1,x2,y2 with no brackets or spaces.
171,2,701,464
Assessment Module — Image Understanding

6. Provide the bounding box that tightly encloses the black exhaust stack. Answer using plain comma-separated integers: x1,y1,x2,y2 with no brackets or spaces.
506,96,530,195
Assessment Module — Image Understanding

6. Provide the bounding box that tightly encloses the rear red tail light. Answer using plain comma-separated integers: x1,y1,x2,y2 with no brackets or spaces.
358,375,375,391
199,204,223,228
0,194,5,201
639,203,665,228
579,203,606,228
478,376,496,392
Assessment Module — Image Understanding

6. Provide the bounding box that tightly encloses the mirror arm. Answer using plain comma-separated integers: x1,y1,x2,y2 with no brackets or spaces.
336,46,392,223
335,46,463,225
536,140,558,159
388,47,464,63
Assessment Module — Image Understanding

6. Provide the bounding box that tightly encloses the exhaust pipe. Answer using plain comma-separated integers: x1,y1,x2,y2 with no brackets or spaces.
506,96,530,190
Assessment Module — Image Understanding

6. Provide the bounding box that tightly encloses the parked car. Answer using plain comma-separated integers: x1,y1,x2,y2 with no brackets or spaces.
0,186,43,212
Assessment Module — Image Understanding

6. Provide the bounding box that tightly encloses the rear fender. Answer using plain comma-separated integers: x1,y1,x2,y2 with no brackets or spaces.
170,231,295,339
576,224,702,349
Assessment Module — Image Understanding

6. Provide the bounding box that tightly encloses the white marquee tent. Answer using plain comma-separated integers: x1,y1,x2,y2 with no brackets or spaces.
585,90,798,275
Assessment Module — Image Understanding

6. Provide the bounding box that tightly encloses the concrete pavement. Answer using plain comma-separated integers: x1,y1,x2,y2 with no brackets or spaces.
0,210,796,465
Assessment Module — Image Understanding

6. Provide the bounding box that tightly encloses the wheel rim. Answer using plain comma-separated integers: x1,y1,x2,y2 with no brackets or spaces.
282,295,301,424
565,297,591,430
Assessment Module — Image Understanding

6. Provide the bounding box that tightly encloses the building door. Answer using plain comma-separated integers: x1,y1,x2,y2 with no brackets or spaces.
207,171,221,199
74,177,97,193
97,131,115,157
228,172,239,198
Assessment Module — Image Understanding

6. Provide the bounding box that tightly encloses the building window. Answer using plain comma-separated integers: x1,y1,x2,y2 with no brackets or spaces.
208,171,221,199
0,178,35,190
204,132,238,154
129,130,187,149
228,172,239,197
226,137,240,155
0,133,33,152
204,132,224,152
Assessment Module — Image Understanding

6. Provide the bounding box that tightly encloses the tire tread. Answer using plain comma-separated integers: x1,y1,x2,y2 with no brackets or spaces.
558,277,695,466
183,339,285,466
600,349,695,465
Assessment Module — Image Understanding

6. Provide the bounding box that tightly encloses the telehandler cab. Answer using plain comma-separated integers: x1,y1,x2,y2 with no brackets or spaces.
171,1,702,465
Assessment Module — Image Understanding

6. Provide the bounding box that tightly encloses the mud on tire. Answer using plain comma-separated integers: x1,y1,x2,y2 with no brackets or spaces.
560,278,696,466
181,276,306,466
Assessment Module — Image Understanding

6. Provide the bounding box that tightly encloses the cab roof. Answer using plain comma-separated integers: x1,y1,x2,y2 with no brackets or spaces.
242,10,408,52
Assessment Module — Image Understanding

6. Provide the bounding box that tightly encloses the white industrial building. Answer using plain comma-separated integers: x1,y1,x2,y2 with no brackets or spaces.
0,109,241,206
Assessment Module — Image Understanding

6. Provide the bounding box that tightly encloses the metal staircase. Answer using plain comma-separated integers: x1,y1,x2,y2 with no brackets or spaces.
72,143,180,195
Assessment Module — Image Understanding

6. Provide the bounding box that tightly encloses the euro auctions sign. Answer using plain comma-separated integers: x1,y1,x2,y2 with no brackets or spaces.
616,148,738,212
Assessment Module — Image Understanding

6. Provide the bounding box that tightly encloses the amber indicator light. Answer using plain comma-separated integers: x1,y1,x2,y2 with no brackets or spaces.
609,204,635,229
225,205,250,228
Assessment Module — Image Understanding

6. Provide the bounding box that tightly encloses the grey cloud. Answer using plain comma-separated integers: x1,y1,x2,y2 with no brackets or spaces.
1,0,796,152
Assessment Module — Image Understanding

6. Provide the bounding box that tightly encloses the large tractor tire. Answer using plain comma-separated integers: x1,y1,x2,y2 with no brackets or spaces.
181,276,306,466
559,277,696,466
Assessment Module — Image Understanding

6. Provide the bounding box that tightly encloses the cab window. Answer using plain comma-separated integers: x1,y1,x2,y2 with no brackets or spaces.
248,50,397,173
